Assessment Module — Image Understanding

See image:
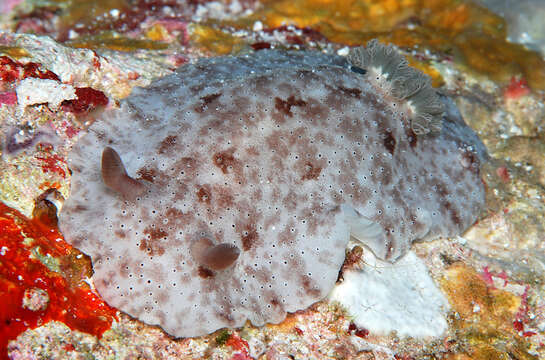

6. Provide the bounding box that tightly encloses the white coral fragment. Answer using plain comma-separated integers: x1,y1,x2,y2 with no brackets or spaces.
16,78,76,110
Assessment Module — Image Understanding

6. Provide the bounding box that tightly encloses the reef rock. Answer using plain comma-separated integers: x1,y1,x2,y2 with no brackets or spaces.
58,40,486,337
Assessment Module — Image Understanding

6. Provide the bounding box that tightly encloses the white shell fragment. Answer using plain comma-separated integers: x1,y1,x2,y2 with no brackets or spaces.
59,41,486,337
329,250,450,338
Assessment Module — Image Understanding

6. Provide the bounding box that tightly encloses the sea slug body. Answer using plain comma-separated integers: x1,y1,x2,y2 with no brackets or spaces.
59,40,486,337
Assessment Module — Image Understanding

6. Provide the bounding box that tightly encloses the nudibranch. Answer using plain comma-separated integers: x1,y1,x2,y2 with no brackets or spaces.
59,40,486,337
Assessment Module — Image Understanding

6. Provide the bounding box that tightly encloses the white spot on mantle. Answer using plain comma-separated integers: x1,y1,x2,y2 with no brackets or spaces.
329,250,450,338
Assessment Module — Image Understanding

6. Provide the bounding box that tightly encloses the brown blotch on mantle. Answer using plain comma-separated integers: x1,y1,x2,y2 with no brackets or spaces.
275,95,307,117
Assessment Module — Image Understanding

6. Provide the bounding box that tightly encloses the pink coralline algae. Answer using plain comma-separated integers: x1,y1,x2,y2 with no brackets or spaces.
58,40,486,337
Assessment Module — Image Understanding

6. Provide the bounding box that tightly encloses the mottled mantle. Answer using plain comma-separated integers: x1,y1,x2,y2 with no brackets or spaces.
59,42,486,337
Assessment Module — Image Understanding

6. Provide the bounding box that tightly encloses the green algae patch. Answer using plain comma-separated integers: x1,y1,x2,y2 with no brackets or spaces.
37,0,131,35
65,33,169,52
215,329,231,346
234,0,545,91
441,263,537,360
453,34,545,91
189,24,246,56
0,46,30,59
